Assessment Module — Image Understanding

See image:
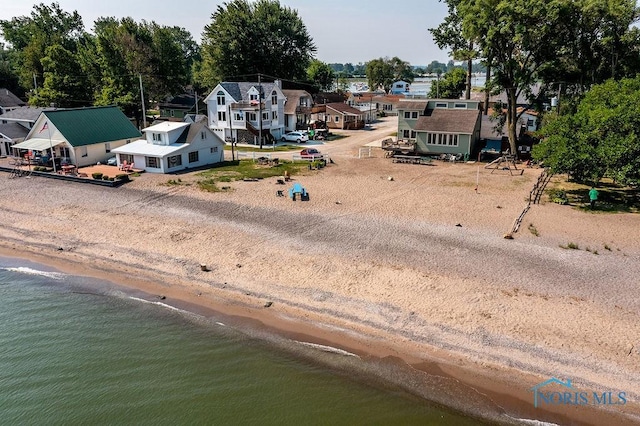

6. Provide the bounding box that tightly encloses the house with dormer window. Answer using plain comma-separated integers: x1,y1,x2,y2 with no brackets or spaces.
396,99,481,158
111,116,224,173
204,81,286,145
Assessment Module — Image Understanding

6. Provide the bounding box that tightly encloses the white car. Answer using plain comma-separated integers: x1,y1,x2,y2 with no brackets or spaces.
106,156,117,166
281,131,309,143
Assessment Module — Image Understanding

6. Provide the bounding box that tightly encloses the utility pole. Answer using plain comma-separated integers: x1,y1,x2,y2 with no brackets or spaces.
139,74,146,129
194,91,198,116
258,73,263,149
33,73,38,95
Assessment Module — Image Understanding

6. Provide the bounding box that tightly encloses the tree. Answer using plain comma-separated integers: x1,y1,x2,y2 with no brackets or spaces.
0,44,22,96
0,2,84,94
30,43,90,107
366,57,414,93
458,0,640,156
307,59,335,91
430,0,477,99
428,68,466,98
199,0,316,86
533,77,640,185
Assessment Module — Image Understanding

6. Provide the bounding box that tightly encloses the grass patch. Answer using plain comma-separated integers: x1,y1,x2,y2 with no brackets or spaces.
560,242,580,250
547,177,639,213
195,160,312,192
528,223,539,237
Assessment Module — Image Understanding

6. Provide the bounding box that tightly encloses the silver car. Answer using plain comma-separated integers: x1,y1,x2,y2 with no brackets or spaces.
281,131,309,143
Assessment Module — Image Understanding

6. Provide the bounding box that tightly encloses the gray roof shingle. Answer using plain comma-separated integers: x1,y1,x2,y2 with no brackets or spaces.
414,109,480,134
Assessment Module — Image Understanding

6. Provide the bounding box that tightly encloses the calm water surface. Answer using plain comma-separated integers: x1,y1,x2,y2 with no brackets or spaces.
0,256,484,425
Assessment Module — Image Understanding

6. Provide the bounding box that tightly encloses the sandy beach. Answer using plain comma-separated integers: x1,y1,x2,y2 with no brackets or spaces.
1,116,639,425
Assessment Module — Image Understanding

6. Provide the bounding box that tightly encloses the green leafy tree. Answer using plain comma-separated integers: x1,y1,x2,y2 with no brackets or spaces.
307,59,335,91
30,43,90,107
458,0,640,155
0,44,22,96
0,2,84,94
366,57,414,93
430,0,477,99
199,0,316,86
428,68,467,98
533,77,640,185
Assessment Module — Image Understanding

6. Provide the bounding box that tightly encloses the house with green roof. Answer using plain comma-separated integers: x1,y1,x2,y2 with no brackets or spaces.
12,106,141,167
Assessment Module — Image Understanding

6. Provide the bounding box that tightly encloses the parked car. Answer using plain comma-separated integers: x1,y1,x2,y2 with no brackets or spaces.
300,148,322,159
282,131,309,143
106,156,117,166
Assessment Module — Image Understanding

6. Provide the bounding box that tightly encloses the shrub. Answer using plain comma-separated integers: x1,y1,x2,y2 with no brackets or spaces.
102,175,110,180
92,172,103,180
548,188,569,205
115,174,129,182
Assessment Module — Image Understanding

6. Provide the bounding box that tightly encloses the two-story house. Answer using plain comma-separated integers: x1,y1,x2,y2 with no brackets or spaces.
282,89,313,132
111,117,224,173
397,99,482,158
205,81,286,145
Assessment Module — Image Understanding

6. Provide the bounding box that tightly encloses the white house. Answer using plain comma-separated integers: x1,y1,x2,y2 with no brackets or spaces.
390,81,410,95
204,80,286,145
111,118,224,173
11,106,141,167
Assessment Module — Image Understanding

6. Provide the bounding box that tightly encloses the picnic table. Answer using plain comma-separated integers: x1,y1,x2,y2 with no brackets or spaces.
391,155,432,165
289,182,308,201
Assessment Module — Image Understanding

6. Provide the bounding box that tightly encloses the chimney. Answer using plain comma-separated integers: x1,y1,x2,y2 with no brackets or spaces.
274,80,281,89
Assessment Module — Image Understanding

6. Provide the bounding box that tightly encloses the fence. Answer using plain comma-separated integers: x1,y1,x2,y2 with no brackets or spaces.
236,151,273,161
358,147,375,158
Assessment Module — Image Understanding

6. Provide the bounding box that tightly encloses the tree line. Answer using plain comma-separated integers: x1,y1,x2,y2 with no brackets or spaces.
430,0,640,185
0,0,427,115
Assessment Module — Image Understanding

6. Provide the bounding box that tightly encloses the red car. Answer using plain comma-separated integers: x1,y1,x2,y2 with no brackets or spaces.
300,148,322,159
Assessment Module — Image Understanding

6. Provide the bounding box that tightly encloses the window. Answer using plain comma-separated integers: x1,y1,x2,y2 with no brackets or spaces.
411,112,418,119
105,142,111,153
404,111,411,119
271,111,278,120
217,91,225,105
170,110,175,117
201,131,206,140
250,94,258,101
427,133,458,146
210,146,218,153
167,155,182,168
217,111,226,122
233,112,243,121
411,131,417,138
334,116,339,122
248,113,256,121
152,133,161,142
527,119,534,127
454,103,467,109
80,146,87,157
119,154,133,164
384,104,392,111
146,156,159,168
262,112,269,121
435,103,447,108
188,151,199,163
403,129,410,138
271,91,277,105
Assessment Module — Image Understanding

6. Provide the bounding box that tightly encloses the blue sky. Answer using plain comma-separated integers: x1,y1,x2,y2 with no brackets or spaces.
3,0,452,65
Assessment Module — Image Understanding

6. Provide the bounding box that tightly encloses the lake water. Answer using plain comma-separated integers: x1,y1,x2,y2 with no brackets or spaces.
0,256,486,425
